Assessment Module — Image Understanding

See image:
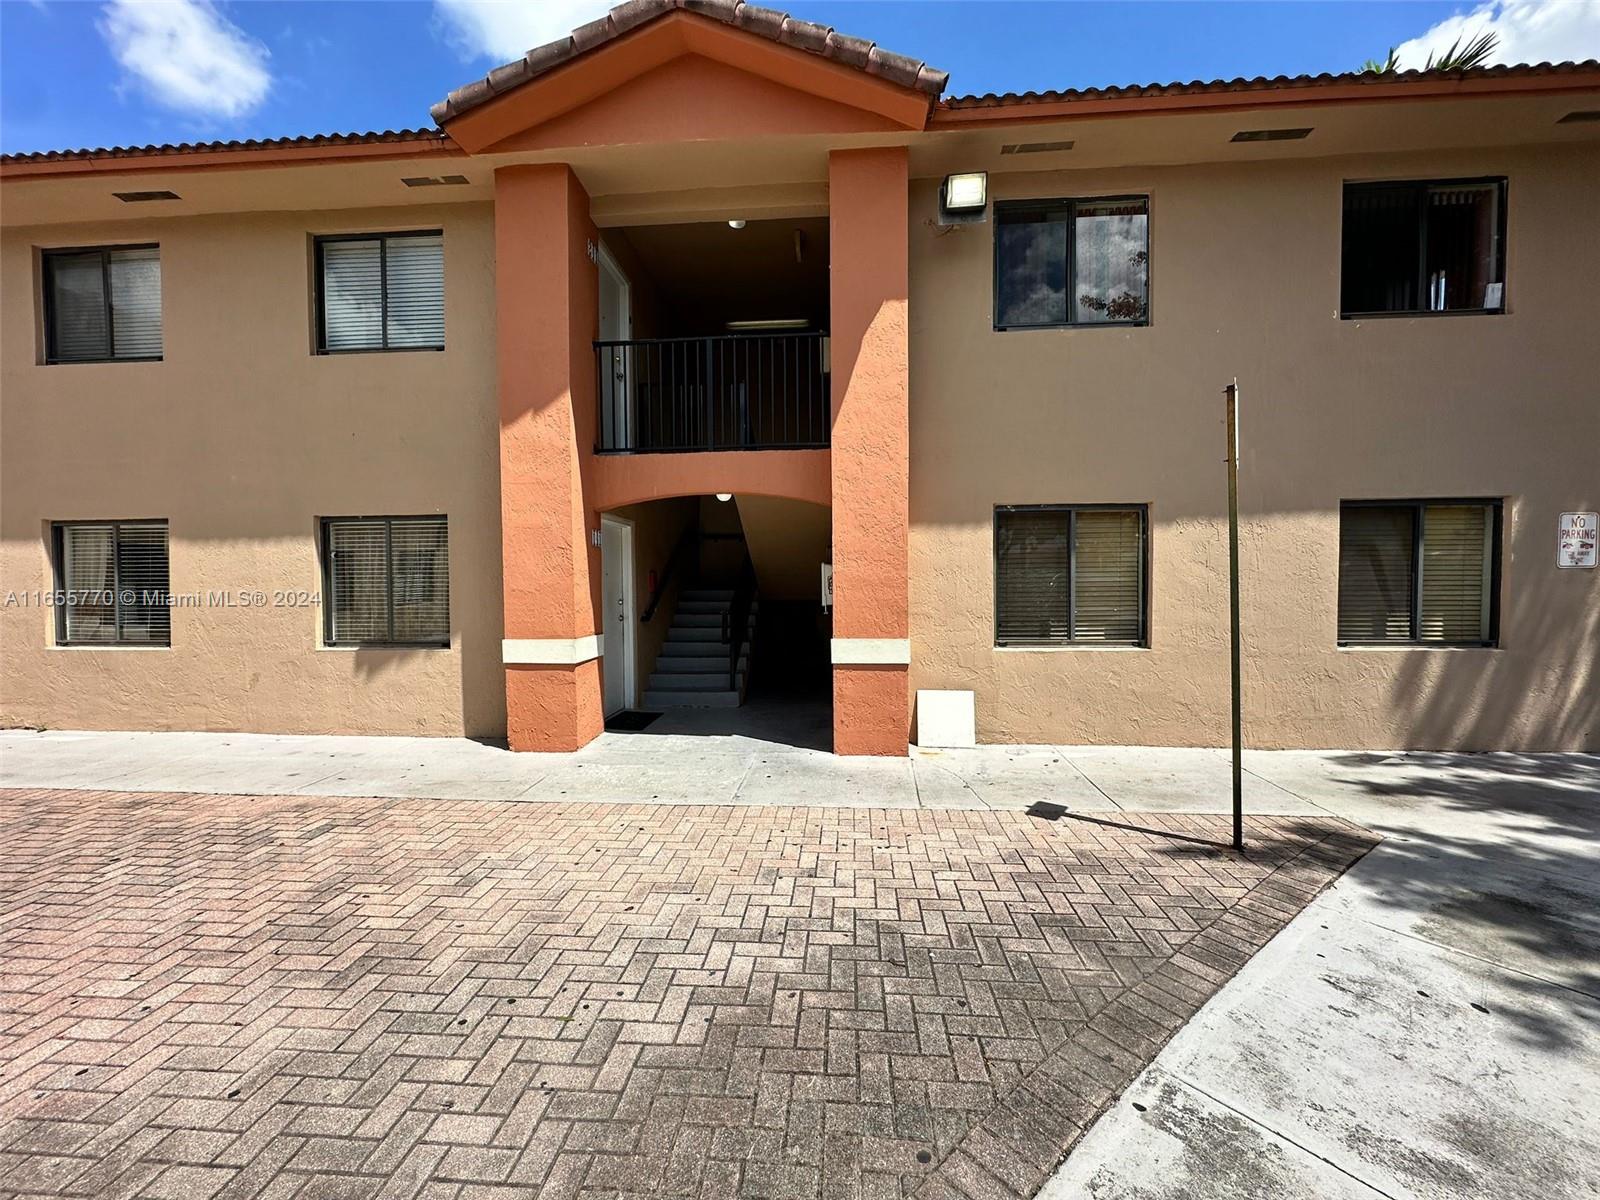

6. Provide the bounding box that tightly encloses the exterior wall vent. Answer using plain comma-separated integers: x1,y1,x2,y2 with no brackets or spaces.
1231,127,1313,142
401,175,471,187
1557,110,1600,123
113,190,180,202
1000,140,1075,155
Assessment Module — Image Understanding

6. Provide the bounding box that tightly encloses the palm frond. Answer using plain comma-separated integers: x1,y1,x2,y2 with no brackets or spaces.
1423,31,1500,71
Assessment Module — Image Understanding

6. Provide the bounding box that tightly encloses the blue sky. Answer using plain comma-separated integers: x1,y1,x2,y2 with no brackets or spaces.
3,0,1597,155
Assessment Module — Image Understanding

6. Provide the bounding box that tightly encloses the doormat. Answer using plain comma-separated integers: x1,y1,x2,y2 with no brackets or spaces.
605,710,663,732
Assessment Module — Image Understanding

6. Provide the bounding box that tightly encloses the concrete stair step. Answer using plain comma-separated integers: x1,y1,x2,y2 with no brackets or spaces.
672,613,726,629
643,689,743,708
677,600,731,616
653,654,748,673
680,588,734,602
658,644,728,660
647,671,747,691
665,627,730,643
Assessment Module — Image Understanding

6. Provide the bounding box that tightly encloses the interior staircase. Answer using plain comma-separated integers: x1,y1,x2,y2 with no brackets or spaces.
642,585,757,708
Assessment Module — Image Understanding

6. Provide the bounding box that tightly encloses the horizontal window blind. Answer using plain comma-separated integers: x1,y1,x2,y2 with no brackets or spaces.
61,524,117,643
996,506,1146,645
325,516,449,646
108,247,163,358
1337,506,1414,642
384,235,445,348
1072,509,1144,642
1419,505,1491,643
56,521,169,645
1341,179,1505,315
1338,502,1497,645
320,240,384,350
319,232,443,352
45,246,161,362
997,509,1071,643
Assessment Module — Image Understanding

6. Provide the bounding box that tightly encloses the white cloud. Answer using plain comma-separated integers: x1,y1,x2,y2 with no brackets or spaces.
1392,0,1600,69
432,0,613,63
99,0,271,118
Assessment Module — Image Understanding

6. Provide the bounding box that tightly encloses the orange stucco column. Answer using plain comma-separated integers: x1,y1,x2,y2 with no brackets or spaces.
496,163,605,751
828,148,911,756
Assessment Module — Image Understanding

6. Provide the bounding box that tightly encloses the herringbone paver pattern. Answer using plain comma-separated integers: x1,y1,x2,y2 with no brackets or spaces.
0,789,1375,1200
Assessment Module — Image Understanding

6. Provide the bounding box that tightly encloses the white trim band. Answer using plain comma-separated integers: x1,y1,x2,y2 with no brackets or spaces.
830,637,911,665
502,635,603,665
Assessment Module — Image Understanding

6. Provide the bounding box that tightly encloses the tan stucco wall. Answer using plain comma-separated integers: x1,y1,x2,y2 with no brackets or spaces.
909,142,1600,752
0,203,506,738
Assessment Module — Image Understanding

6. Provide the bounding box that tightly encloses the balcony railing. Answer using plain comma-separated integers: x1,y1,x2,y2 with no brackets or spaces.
595,332,830,454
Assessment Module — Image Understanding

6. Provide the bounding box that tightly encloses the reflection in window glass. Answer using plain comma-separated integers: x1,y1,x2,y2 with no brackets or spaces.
996,213,1068,328
1075,201,1148,323
995,198,1149,329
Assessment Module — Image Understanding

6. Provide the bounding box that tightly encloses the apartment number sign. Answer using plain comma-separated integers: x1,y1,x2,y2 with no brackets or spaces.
1558,512,1597,568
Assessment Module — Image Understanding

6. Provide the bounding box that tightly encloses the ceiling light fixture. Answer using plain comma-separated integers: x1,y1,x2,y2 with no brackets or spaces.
716,493,733,502
727,219,747,229
726,318,809,330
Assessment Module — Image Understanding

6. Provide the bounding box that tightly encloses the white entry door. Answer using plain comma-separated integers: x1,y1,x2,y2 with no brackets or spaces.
600,515,635,716
597,245,632,451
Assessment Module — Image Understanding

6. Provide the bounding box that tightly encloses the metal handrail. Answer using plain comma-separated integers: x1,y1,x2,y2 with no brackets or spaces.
641,528,695,624
726,558,756,692
595,331,830,454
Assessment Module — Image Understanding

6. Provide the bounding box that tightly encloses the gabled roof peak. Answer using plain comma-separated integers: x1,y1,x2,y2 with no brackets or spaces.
431,0,949,125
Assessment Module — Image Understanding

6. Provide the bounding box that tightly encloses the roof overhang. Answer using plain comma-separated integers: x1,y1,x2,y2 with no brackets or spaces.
931,63,1600,126
438,10,938,155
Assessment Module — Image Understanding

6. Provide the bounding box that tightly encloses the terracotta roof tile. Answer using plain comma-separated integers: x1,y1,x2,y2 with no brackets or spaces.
939,59,1600,110
0,128,451,167
431,0,949,124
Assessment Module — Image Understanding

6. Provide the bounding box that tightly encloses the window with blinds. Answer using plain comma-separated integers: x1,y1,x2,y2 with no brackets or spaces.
1337,502,1499,646
316,231,444,352
52,521,170,646
322,516,450,647
42,246,163,363
1341,179,1506,316
995,506,1147,645
995,197,1149,330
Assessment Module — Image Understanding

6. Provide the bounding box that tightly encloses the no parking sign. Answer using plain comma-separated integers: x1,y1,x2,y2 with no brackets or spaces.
1559,512,1598,568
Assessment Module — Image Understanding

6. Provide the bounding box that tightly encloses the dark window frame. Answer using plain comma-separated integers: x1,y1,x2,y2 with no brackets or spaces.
993,195,1152,332
1339,177,1508,319
1337,498,1503,648
319,514,451,649
993,503,1151,647
313,229,445,355
41,244,163,365
50,519,171,647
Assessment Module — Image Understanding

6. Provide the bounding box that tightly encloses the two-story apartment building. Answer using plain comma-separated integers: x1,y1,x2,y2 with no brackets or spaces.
3,1,1597,755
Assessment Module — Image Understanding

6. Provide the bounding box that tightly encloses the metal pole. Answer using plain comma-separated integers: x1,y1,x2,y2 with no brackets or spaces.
1225,381,1244,852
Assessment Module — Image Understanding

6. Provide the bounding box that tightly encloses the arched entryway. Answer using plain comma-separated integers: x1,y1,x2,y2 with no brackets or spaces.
598,493,831,751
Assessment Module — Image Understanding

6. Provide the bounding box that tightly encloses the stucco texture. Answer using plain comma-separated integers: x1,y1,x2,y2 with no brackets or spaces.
0,205,505,738
908,143,1599,751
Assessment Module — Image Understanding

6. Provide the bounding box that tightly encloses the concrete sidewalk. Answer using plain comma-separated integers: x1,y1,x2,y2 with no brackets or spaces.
3,724,1597,1198
2,714,1594,821
1042,753,1600,1200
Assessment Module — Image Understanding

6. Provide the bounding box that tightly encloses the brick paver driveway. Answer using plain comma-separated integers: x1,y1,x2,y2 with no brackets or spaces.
0,789,1374,1200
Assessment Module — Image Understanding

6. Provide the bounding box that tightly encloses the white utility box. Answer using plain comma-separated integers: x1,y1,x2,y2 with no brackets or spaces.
916,689,976,748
